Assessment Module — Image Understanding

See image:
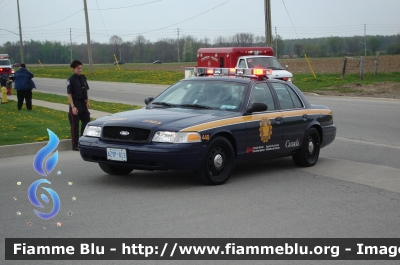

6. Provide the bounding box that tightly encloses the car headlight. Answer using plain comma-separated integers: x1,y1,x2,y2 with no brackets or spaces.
288,77,293,83
83,126,102,137
152,131,201,143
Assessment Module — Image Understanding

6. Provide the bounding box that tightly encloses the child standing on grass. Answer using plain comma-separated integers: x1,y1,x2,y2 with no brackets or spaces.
6,77,12,95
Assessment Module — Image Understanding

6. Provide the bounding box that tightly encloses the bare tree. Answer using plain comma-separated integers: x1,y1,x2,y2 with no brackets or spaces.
109,35,123,45
232,33,254,47
213,36,226,46
328,36,344,56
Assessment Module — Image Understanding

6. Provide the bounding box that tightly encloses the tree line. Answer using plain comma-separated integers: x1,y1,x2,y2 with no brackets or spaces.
1,33,399,64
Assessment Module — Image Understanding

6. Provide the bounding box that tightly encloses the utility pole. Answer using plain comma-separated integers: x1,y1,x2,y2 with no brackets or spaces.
275,26,278,58
364,24,367,57
70,28,73,63
83,0,93,74
264,0,272,47
119,48,121,61
16,0,24,63
177,28,180,63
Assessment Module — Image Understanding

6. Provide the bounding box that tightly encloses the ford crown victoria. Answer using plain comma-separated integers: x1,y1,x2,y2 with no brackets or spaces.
79,68,336,185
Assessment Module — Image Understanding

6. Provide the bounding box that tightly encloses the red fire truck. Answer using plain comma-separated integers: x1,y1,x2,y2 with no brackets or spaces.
185,47,293,82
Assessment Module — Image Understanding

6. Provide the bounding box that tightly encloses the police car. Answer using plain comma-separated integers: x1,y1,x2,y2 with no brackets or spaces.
79,68,336,185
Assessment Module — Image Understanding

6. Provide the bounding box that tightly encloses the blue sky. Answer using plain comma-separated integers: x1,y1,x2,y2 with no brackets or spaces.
1,0,399,45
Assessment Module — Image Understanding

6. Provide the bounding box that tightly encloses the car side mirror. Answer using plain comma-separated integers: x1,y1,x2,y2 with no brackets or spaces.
247,102,268,113
144,97,154,105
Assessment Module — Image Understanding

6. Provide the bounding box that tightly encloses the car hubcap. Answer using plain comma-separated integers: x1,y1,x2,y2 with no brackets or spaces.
214,154,223,169
308,141,314,154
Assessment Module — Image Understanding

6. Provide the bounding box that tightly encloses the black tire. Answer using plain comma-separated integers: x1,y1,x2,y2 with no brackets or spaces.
98,163,134,175
292,127,320,167
195,137,235,185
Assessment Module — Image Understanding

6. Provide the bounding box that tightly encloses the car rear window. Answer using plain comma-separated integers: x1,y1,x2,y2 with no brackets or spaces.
270,83,303,109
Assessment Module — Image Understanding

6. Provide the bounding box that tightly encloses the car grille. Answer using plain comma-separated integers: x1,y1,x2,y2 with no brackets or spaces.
102,126,151,142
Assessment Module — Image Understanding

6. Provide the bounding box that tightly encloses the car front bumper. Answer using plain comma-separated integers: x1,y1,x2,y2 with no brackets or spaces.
79,137,205,171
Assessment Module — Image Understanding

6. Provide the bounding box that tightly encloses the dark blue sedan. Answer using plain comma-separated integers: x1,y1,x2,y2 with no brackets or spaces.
79,68,336,185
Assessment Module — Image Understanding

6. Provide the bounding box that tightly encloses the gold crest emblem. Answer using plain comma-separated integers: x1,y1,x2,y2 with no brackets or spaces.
259,117,272,143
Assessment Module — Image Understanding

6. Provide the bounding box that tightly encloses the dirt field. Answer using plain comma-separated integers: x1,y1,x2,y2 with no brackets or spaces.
35,55,400,99
280,54,400,75
126,54,400,75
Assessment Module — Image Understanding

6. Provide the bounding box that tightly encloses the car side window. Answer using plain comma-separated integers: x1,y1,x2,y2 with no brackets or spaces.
270,83,299,110
286,85,303,108
249,83,275,111
238,59,246,68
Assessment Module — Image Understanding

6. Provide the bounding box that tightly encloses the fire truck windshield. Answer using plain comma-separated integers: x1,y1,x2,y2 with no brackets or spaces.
246,57,284,70
0,59,11,66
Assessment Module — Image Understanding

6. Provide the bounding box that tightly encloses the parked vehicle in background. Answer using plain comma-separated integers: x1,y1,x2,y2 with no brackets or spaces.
113,61,125,65
185,47,293,83
153,60,163,64
0,58,15,78
12,63,21,67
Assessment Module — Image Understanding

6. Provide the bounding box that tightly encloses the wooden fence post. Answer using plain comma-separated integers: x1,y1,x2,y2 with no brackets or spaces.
360,56,365,80
341,57,347,79
374,51,380,76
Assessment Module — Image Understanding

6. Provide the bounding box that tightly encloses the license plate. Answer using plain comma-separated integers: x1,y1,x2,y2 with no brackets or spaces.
107,148,127,162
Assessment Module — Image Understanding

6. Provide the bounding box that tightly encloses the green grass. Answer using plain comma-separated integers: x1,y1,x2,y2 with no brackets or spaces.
0,100,71,145
32,64,184,85
11,90,141,114
293,72,400,92
29,64,400,94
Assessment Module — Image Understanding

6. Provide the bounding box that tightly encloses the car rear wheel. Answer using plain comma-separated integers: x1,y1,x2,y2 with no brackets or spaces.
292,127,320,167
98,163,134,175
195,137,235,185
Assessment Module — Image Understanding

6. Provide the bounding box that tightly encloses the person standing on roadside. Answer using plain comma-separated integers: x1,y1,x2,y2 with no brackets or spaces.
0,74,7,87
67,60,90,151
12,64,35,110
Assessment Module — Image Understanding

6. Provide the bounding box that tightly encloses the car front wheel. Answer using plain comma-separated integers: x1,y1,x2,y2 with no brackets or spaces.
195,137,235,185
98,163,134,175
292,127,320,167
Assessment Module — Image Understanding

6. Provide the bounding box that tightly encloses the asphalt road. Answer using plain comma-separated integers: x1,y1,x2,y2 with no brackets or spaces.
2,78,400,265
33,77,169,107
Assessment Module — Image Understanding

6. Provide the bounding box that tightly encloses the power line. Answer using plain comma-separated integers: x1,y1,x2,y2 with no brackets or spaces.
0,0,13,9
137,0,231,35
94,0,110,41
281,0,299,39
89,0,161,10
24,9,83,29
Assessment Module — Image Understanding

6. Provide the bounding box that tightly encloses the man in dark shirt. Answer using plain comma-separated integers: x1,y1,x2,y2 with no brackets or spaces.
12,64,35,110
67,60,90,151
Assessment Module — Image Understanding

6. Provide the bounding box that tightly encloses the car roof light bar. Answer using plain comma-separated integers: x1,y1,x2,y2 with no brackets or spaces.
195,67,271,79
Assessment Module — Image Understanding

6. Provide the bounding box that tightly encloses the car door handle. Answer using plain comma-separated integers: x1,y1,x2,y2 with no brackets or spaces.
302,114,308,119
275,117,282,121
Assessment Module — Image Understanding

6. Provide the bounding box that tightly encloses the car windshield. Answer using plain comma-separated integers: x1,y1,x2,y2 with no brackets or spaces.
246,57,284,70
0,60,11,66
150,80,247,112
